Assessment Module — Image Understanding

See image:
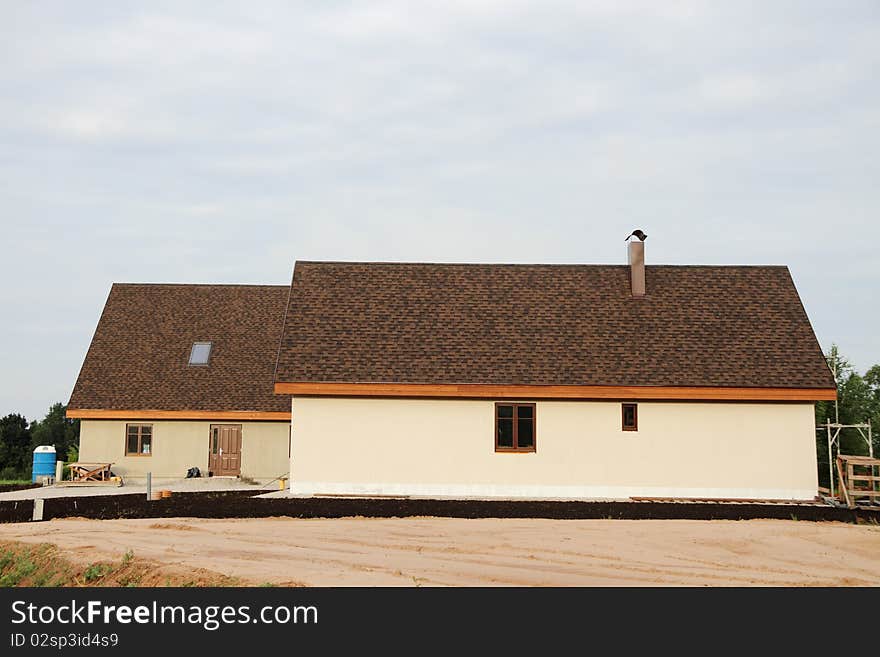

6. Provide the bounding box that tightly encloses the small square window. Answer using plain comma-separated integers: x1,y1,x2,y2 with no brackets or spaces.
622,403,638,431
189,341,212,366
495,403,536,452
125,424,153,456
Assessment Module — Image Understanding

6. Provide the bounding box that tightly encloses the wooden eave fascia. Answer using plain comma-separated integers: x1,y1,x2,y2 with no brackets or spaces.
272,382,837,402
66,409,291,421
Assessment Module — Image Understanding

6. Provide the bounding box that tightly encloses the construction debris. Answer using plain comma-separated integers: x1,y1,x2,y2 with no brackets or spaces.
836,455,880,509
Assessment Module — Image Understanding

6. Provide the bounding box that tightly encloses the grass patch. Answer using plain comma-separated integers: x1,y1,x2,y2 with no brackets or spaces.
83,563,112,583
0,480,31,485
0,554,37,586
0,544,57,586
0,541,243,587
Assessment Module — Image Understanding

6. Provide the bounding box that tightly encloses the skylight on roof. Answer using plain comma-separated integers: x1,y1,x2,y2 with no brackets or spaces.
188,341,212,366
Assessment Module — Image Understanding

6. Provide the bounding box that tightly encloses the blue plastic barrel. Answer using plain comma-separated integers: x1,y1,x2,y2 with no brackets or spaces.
32,445,57,483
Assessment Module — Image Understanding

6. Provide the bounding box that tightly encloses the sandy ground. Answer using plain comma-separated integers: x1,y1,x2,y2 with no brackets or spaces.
2,516,879,586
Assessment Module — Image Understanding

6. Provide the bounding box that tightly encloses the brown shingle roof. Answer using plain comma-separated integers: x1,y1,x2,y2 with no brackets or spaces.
275,262,834,389
69,284,290,412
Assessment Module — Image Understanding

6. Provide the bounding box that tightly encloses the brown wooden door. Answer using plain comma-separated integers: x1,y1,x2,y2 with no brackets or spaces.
209,425,242,476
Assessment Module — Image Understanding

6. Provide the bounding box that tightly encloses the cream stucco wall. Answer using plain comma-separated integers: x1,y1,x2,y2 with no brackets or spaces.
289,398,819,500
79,420,289,481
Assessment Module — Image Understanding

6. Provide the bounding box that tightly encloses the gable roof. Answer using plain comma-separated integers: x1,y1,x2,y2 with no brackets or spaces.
68,284,290,417
274,261,835,396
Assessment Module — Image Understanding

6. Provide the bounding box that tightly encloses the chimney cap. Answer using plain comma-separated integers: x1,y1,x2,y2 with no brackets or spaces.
625,229,648,242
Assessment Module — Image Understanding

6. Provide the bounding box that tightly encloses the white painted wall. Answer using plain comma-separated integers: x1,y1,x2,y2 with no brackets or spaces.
289,398,819,500
79,420,289,482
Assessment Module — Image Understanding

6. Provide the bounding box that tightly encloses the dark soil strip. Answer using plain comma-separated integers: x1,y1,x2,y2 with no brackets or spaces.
0,484,40,494
1,491,879,524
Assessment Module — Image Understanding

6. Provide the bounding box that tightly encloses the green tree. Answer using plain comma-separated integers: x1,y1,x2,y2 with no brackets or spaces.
0,414,32,480
30,403,80,462
862,366,880,456
864,364,880,411
815,344,852,426
815,345,879,488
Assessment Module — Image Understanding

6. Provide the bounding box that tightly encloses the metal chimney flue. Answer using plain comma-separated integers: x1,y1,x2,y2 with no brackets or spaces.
626,233,646,297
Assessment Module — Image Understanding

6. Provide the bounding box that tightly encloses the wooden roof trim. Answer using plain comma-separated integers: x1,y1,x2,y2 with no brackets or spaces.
273,382,837,401
66,409,291,421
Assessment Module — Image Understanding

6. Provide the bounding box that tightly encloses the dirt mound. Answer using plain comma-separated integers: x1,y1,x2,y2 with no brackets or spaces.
148,522,198,531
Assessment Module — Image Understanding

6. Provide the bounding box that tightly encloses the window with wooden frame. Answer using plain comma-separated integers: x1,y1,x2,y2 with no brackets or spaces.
495,403,536,452
622,403,638,431
125,424,153,456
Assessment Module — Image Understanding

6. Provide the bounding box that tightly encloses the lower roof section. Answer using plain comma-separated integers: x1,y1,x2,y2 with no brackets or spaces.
68,284,291,415
66,409,291,421
273,382,837,402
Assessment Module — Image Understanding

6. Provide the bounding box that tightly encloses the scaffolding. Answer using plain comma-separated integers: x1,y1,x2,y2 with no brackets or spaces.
820,418,874,499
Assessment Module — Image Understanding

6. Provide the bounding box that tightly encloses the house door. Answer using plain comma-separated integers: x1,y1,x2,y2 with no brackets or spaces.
209,425,242,477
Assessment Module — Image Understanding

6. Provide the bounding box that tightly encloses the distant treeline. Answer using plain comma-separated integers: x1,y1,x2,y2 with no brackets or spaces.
0,403,80,481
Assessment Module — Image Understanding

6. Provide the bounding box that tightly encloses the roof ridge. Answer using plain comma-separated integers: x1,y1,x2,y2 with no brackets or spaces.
294,261,790,268
111,282,288,288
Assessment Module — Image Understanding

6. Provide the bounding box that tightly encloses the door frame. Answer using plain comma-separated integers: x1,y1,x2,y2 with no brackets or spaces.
208,424,243,477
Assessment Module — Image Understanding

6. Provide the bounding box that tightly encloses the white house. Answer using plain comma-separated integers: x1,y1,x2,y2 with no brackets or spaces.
274,242,836,500
69,240,836,499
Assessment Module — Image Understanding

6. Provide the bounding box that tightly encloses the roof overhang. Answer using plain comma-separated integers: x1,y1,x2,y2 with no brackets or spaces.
66,409,291,421
273,382,837,402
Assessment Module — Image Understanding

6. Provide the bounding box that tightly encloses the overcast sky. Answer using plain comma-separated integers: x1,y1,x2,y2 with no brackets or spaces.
1,1,878,421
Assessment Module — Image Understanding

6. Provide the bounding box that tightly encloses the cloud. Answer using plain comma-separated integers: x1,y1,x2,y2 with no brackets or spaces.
0,1,878,418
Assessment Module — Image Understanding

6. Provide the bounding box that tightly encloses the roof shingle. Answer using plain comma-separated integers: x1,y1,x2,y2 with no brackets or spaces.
69,284,290,412
274,262,834,389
